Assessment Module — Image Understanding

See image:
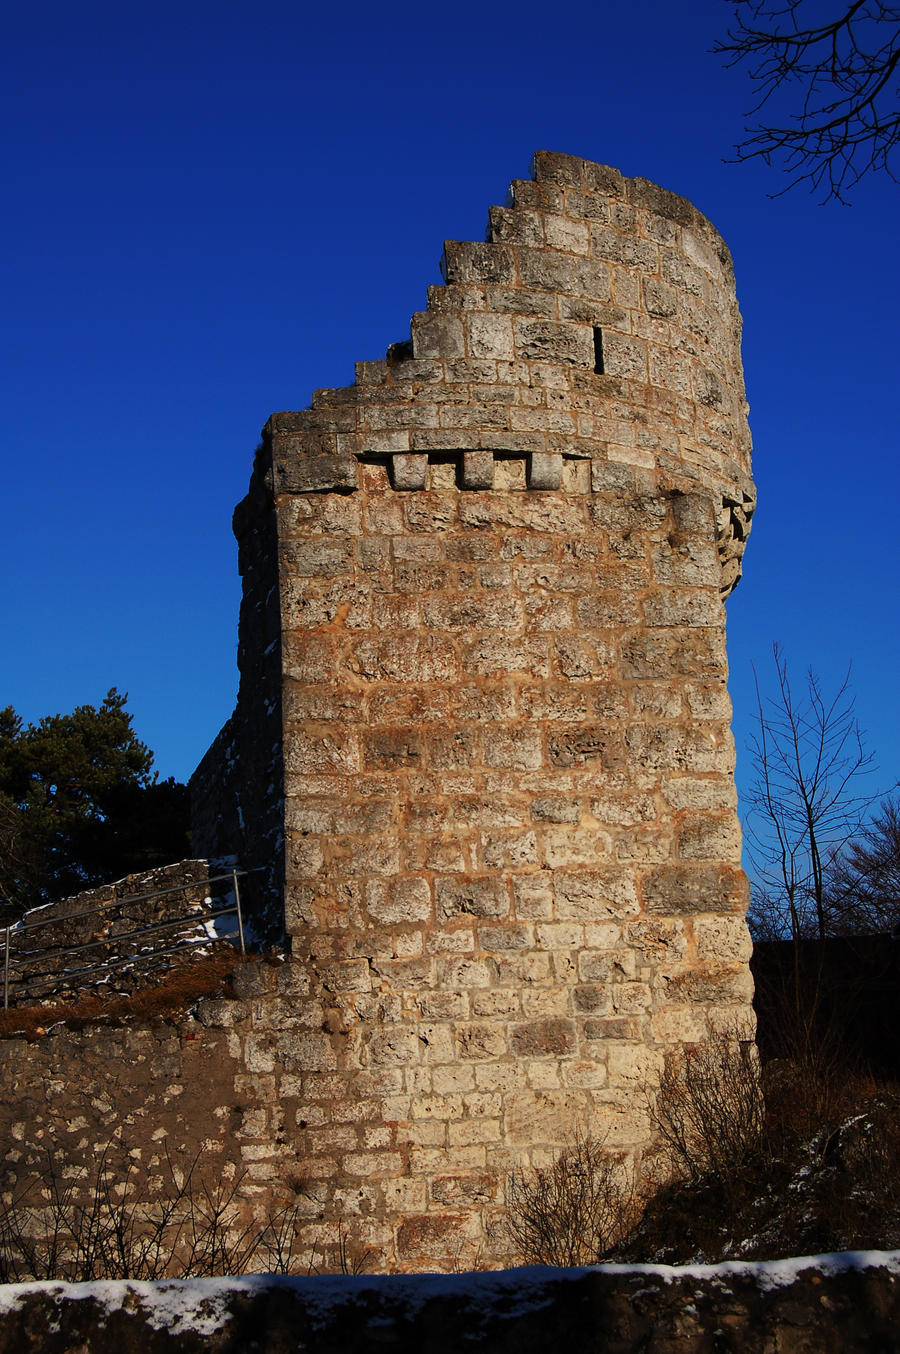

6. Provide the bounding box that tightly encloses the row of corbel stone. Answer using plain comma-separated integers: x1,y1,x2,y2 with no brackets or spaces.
268,442,754,597
270,447,568,495
391,449,564,491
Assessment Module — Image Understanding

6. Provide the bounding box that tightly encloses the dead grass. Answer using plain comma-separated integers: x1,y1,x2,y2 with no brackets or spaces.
0,948,242,1040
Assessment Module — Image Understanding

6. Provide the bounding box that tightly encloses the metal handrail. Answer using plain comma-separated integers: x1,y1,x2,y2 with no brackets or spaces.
2,868,247,1010
23,928,240,990
12,904,241,964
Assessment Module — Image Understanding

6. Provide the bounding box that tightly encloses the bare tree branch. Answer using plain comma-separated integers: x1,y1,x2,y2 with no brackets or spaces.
716,1,900,200
745,644,878,940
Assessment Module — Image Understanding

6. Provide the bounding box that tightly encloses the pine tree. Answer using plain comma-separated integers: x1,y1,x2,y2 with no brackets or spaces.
0,690,190,920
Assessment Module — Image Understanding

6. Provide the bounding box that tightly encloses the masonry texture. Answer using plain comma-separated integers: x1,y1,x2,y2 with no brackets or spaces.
187,150,756,1268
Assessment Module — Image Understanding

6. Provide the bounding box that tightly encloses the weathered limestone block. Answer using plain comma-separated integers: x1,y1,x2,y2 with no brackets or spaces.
191,151,756,1271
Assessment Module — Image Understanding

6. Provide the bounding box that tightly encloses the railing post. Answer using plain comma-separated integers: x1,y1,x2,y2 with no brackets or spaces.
233,870,246,955
3,925,9,1011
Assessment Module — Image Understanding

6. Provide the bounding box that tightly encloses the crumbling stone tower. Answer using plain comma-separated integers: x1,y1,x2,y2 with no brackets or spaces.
192,151,755,1268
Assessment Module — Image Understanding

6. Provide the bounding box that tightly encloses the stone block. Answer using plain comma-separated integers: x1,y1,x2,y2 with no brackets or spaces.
467,313,515,359
461,450,495,489
282,538,354,578
527,450,563,489
435,877,510,920
553,868,640,921
487,204,544,245
544,214,590,255
483,728,543,771
391,453,428,490
642,587,722,628
436,956,498,989
366,1030,422,1068
505,1090,586,1145
396,1211,478,1261
642,863,748,915
341,1151,404,1177
278,1031,338,1072
448,1118,501,1146
531,150,584,187
455,1023,508,1060
440,241,516,285
515,318,593,366
510,1019,576,1058
693,915,753,963
411,312,465,358
359,429,411,454
273,452,358,494
678,814,743,863
367,877,432,926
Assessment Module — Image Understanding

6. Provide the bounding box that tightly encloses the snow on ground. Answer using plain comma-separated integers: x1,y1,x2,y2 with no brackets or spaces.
1,1252,899,1339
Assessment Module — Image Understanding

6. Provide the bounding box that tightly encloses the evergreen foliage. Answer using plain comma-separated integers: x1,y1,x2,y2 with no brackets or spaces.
0,690,189,920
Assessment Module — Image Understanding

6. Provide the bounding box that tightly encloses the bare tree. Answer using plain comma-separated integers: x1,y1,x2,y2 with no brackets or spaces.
745,645,877,941
716,1,900,200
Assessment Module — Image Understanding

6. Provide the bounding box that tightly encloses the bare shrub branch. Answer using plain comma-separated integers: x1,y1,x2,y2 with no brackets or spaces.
505,1135,638,1267
0,1145,305,1283
650,1028,766,1202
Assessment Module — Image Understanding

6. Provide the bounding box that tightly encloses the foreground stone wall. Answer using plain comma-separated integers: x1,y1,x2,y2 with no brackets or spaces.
2,1254,899,1353
189,152,756,1266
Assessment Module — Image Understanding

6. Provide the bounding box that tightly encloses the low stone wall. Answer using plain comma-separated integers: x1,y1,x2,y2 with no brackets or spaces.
3,957,516,1273
0,1017,244,1270
1,1253,899,1352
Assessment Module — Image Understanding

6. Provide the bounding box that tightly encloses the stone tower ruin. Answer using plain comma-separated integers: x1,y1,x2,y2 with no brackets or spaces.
191,151,756,1267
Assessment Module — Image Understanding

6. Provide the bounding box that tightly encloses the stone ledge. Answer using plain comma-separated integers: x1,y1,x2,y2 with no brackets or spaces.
1,1253,898,1353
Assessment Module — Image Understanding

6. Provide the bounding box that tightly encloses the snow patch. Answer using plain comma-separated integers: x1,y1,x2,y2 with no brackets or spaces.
1,1251,899,1333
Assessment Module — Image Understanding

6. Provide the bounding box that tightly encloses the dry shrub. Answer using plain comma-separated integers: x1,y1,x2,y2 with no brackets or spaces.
762,1053,863,1148
650,1027,766,1200
621,1029,900,1262
0,1145,304,1283
827,1088,900,1247
505,1135,638,1267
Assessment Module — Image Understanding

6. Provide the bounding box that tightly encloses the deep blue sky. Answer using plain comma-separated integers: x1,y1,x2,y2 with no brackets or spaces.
2,0,897,829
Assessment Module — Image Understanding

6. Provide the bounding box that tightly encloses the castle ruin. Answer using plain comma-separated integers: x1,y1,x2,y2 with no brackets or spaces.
189,150,756,1266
